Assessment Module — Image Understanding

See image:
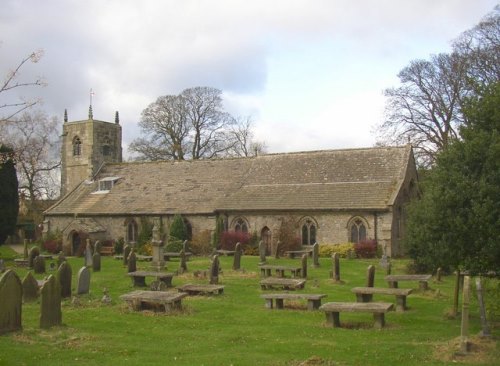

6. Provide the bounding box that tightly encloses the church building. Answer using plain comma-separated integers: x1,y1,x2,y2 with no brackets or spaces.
43,111,419,257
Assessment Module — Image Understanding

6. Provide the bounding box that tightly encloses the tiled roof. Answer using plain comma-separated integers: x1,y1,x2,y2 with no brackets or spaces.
45,145,412,216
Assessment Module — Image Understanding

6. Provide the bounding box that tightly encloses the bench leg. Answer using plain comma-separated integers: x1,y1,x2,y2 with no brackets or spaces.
395,295,407,312
160,277,173,288
373,313,385,328
266,269,272,277
325,312,341,327
356,294,373,302
276,270,285,278
275,299,284,309
308,299,321,310
388,281,398,288
264,298,274,309
419,281,428,290
133,276,147,287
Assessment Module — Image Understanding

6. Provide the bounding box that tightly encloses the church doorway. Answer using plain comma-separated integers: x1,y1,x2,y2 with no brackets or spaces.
261,227,271,255
71,231,81,256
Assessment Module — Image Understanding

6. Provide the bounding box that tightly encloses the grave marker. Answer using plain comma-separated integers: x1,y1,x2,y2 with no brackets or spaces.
77,267,91,295
28,246,40,268
123,245,131,266
0,270,23,334
84,239,93,267
92,252,101,272
366,265,375,287
127,250,137,273
258,240,266,264
460,275,471,353
57,261,72,298
233,242,242,270
331,253,341,282
33,255,46,274
301,254,308,278
312,243,320,267
40,275,62,329
22,271,39,302
179,249,187,273
210,254,220,284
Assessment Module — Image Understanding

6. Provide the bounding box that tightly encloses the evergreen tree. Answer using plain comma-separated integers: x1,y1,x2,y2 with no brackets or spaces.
169,214,187,241
404,83,500,274
0,145,19,245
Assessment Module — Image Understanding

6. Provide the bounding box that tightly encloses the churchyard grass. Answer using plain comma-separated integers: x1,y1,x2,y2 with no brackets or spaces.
0,254,498,365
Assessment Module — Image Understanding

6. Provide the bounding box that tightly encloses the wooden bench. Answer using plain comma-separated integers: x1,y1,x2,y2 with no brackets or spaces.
177,284,225,296
100,246,114,256
351,287,413,312
260,278,306,290
259,264,302,278
261,293,327,310
120,290,187,312
164,252,192,261
320,302,394,328
128,271,175,288
284,248,313,258
385,274,432,290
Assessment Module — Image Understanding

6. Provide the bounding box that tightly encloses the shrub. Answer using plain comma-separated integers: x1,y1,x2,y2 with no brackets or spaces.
42,239,61,254
319,243,355,258
211,216,224,249
190,230,212,255
169,214,187,241
137,242,153,256
220,231,251,251
137,218,153,246
276,216,302,254
114,237,124,254
354,239,378,258
166,237,184,252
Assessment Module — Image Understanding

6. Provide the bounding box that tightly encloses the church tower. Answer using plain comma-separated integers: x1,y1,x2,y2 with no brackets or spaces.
60,107,122,196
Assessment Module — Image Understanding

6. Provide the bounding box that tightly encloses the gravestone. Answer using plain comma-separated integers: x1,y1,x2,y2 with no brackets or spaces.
28,246,40,268
436,267,442,282
57,261,72,298
460,275,471,353
84,239,93,267
209,254,220,284
330,253,341,282
182,240,189,253
274,240,281,259
92,252,101,272
23,239,29,259
179,249,187,273
127,250,137,273
94,240,101,254
33,255,46,274
123,245,131,266
366,265,375,287
233,242,242,271
258,240,266,264
57,252,66,267
0,270,23,334
77,266,91,295
101,288,112,304
312,243,320,267
475,277,491,337
301,254,308,278
40,274,62,329
150,221,165,271
22,271,39,302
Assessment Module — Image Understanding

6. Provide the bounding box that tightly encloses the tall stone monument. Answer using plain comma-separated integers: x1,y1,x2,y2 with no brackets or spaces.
150,221,165,272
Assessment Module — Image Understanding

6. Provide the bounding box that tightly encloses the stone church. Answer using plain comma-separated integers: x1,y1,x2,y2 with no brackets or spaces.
43,111,419,257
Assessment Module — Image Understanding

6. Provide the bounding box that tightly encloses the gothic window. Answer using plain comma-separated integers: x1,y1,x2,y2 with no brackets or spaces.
73,136,82,156
349,217,367,243
301,218,317,245
126,219,138,243
234,218,248,233
102,137,111,156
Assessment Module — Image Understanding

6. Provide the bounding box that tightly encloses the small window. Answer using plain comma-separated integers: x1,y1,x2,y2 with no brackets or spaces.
127,220,138,243
93,176,120,194
73,137,82,156
350,218,367,243
301,218,316,245
234,218,248,233
102,137,111,156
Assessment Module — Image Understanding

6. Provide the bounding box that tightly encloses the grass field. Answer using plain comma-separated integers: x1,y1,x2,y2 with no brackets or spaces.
0,247,498,365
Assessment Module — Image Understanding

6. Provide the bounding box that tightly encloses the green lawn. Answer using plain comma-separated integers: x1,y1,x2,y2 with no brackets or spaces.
0,253,498,365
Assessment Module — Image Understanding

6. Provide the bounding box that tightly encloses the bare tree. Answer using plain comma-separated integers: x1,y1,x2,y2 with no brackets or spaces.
0,49,45,124
1,110,61,205
227,116,267,157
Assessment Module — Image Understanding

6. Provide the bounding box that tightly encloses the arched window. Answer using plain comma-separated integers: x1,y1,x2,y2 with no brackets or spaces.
301,218,317,245
102,137,111,156
234,218,248,233
126,219,138,243
73,136,82,156
349,218,367,243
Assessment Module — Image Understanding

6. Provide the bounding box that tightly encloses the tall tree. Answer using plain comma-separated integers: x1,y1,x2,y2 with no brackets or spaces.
0,144,18,245
404,83,500,274
227,116,267,157
377,7,499,167
0,49,45,124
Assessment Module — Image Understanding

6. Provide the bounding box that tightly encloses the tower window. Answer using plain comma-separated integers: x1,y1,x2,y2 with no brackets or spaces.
73,137,82,156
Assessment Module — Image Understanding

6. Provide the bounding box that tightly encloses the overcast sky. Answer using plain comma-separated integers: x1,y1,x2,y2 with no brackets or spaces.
1,0,497,157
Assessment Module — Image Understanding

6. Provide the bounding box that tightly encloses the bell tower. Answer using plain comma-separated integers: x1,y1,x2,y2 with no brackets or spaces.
60,107,122,196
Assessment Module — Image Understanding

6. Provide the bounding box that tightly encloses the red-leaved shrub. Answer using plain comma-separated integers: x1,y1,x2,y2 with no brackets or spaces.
42,239,62,254
354,239,378,258
220,231,251,251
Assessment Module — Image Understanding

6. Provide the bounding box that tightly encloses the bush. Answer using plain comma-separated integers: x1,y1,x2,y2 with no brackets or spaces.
169,214,187,241
114,237,124,254
220,231,251,251
354,239,378,258
137,242,152,256
319,243,355,258
166,237,184,252
190,230,212,255
42,239,61,254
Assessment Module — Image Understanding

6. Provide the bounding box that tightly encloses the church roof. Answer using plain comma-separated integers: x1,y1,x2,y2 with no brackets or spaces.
45,145,414,216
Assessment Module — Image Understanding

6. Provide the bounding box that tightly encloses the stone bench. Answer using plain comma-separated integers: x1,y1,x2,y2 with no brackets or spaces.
260,277,306,290
120,290,187,312
284,248,313,258
127,271,175,288
259,265,302,278
261,293,327,310
351,287,413,312
320,302,394,328
177,284,225,296
385,274,432,290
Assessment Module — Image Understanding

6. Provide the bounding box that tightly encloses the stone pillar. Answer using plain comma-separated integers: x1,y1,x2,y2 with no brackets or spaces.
84,239,93,267
475,277,491,337
210,255,220,284
127,250,137,273
312,243,319,267
301,254,308,279
366,265,375,287
331,253,340,282
233,242,242,271
179,249,187,273
123,245,131,266
460,276,471,353
150,222,165,272
258,240,266,264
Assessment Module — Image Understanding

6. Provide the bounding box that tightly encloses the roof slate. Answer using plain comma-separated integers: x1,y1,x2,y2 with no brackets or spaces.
45,145,412,216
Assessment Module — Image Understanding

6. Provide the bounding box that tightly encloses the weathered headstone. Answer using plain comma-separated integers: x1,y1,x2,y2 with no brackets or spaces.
0,270,23,334
57,261,72,298
274,240,281,259
22,271,39,302
452,270,461,317
40,274,62,329
77,266,91,295
23,239,29,259
182,240,189,253
460,275,471,353
28,246,40,268
150,222,165,272
123,244,131,266
366,265,375,287
92,252,101,272
258,240,266,264
127,249,137,273
57,251,66,267
101,288,111,304
94,240,101,254
33,255,46,274
436,267,442,282
84,239,93,267
179,249,187,273
233,242,242,271
209,254,220,284
475,277,491,337
312,242,320,267
330,253,341,282
301,254,308,278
